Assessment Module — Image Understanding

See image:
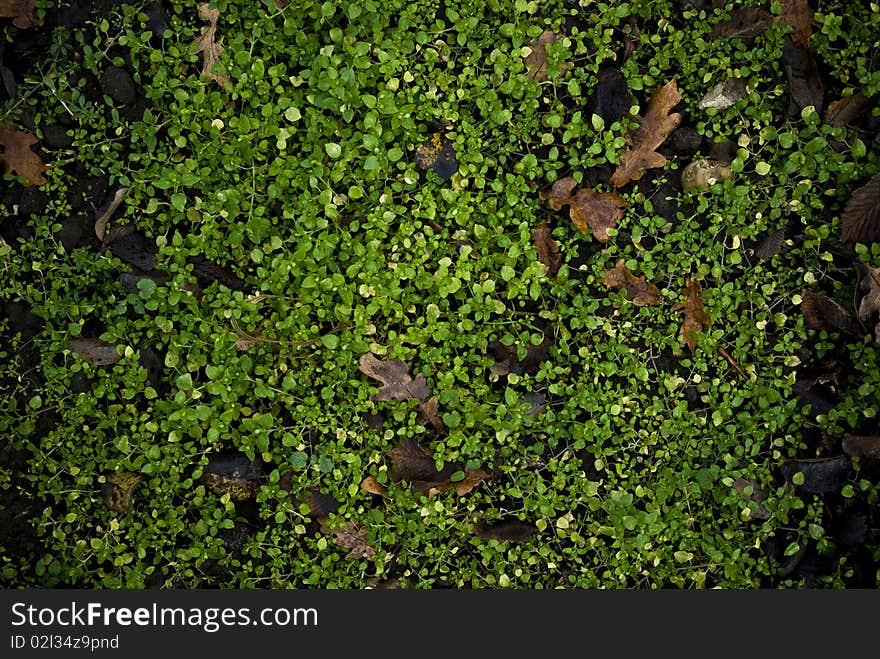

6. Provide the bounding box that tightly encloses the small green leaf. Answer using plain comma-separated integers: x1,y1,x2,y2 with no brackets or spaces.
325,142,342,159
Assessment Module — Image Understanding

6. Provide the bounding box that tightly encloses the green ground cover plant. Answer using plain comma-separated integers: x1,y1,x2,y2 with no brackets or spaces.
1,0,879,588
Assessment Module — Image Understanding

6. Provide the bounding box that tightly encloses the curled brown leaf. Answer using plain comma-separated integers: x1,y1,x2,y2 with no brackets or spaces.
0,124,47,186
532,221,563,276
190,3,230,86
600,259,661,306
540,176,625,242
841,173,880,244
524,30,571,82
673,278,711,352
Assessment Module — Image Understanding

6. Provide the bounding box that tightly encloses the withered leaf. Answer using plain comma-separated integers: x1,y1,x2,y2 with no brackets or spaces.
358,353,431,402
0,124,47,186
732,478,770,520
824,92,874,127
524,30,571,82
610,79,682,188
414,132,458,180
300,490,340,522
698,78,748,111
489,333,553,379
801,291,863,337
532,221,563,276
360,476,387,496
202,452,262,501
69,338,122,365
474,519,537,543
428,469,488,497
102,471,142,514
681,159,733,192
856,262,880,323
841,173,880,244
841,435,880,460
601,259,661,306
673,278,711,352
388,438,443,482
752,229,786,261
188,255,246,290
416,395,443,430
189,3,230,86
708,8,774,43
782,37,824,116
779,0,815,47
0,0,41,29
540,176,625,242
328,520,375,560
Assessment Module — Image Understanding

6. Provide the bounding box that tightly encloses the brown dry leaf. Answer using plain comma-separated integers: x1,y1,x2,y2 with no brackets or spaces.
532,221,563,276
329,521,375,560
782,37,824,116
360,476,387,496
189,3,230,86
681,159,733,191
428,469,488,498
416,395,443,430
752,229,786,261
102,471,142,514
673,278,711,352
800,291,863,337
610,80,682,188
600,259,660,306
473,519,537,543
841,435,880,460
488,333,553,379
708,8,774,43
0,0,41,28
388,438,444,482
358,353,430,402
856,262,880,323
539,176,625,242
825,92,874,127
779,0,815,47
841,173,880,244
69,338,122,365
524,30,570,82
0,124,47,186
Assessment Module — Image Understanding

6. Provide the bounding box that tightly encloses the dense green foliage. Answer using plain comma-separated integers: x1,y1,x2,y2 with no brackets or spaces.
1,0,879,588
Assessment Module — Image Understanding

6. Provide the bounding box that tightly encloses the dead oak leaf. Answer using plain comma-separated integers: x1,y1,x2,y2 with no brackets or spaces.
327,520,375,560
673,278,711,352
427,469,488,498
610,79,682,188
358,353,430,402
0,124,47,186
856,262,880,323
708,8,774,43
0,0,41,28
801,290,863,338
474,519,537,543
69,338,122,365
524,30,571,82
824,92,874,128
841,172,880,244
532,221,563,276
190,3,230,87
386,438,486,497
539,176,625,242
601,259,661,306
779,0,815,47
360,476,387,496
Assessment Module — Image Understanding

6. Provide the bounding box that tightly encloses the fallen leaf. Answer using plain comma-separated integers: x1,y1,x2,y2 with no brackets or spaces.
540,176,626,242
69,338,122,365
731,478,770,520
328,520,375,559
708,8,774,43
600,259,660,306
188,255,246,290
841,435,880,460
698,78,748,111
673,278,711,352
102,471,142,514
94,187,130,242
473,519,537,543
532,221,563,276
856,261,880,323
106,227,158,272
782,37,824,116
0,0,41,28
233,324,262,352
414,132,458,180
586,68,631,125
488,333,553,379
428,469,488,497
360,476,387,496
778,0,815,47
841,173,880,244
824,92,874,127
416,395,444,430
752,229,786,261
388,438,445,482
300,490,340,522
189,3,230,86
609,79,682,188
801,291,863,337
780,456,852,494
358,353,431,402
524,30,570,82
202,452,262,501
681,159,733,191
0,124,47,185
